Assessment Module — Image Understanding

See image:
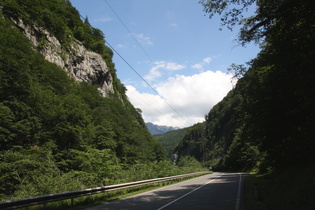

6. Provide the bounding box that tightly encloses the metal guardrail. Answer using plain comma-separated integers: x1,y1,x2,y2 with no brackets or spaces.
0,171,211,209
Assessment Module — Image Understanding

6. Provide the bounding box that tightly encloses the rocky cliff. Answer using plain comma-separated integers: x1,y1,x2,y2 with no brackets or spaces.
11,18,114,97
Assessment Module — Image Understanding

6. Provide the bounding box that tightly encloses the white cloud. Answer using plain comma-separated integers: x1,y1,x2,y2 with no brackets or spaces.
144,65,163,81
127,70,234,128
191,63,202,70
203,57,212,64
170,23,178,27
144,61,186,81
164,62,186,71
192,56,214,70
135,33,153,46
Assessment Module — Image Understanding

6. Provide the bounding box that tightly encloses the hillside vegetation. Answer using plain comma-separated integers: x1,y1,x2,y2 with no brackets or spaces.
0,0,207,201
176,0,315,208
178,0,315,173
154,128,188,157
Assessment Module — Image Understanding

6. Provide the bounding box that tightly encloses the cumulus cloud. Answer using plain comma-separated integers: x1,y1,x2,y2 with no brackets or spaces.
127,70,234,128
144,61,186,81
144,65,163,82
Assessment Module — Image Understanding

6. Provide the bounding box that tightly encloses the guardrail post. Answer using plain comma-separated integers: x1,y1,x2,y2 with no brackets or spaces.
71,198,74,206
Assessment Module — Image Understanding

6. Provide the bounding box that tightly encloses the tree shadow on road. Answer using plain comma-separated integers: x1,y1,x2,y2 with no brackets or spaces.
84,173,241,210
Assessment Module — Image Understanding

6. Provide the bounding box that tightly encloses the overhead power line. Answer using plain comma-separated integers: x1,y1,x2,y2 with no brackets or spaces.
127,89,176,124
104,0,153,62
104,0,169,82
105,41,193,127
79,11,193,127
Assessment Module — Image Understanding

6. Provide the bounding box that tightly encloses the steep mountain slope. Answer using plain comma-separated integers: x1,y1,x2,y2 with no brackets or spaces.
0,0,163,160
174,89,241,168
176,0,315,175
175,2,315,205
11,17,114,97
154,127,188,157
0,0,166,200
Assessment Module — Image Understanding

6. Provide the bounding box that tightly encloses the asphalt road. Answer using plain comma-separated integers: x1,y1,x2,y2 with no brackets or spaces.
83,172,243,210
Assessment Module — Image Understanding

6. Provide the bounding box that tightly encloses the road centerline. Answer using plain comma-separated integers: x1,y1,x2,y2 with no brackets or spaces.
156,173,223,210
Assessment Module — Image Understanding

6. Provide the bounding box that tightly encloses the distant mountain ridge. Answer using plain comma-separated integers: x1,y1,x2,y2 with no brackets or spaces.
146,122,180,135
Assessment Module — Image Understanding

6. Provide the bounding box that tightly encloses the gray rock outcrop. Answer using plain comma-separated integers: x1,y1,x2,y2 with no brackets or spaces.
11,18,114,97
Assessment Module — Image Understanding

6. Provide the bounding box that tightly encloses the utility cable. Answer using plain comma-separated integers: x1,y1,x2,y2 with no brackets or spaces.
104,0,169,82
105,40,192,127
127,89,176,124
104,0,153,62
79,13,192,127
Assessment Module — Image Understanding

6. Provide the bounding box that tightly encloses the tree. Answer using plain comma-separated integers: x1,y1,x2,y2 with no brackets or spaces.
174,0,315,172
0,0,188,200
200,0,315,45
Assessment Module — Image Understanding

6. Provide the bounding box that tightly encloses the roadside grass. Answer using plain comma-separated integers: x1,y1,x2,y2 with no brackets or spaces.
244,166,315,210
243,173,268,210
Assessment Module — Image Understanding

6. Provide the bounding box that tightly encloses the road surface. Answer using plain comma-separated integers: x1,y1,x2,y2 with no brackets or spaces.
83,172,243,210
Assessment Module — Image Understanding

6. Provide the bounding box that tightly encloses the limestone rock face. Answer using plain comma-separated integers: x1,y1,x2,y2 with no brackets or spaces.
12,18,114,97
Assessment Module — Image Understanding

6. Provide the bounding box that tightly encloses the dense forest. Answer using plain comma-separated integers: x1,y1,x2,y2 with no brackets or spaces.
1,0,314,207
0,0,206,201
174,1,315,207
154,128,187,158
176,0,315,173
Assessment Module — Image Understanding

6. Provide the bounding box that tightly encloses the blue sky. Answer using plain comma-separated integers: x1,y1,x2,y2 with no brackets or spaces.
70,0,260,128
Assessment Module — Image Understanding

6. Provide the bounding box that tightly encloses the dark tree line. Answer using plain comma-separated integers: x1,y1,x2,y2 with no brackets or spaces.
176,0,315,172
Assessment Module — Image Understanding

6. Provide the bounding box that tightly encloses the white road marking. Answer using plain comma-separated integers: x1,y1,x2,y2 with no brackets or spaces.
156,173,223,210
235,173,243,210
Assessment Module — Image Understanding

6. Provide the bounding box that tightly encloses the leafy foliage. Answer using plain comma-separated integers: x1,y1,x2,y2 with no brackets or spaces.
0,0,196,201
176,0,315,174
154,128,188,157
